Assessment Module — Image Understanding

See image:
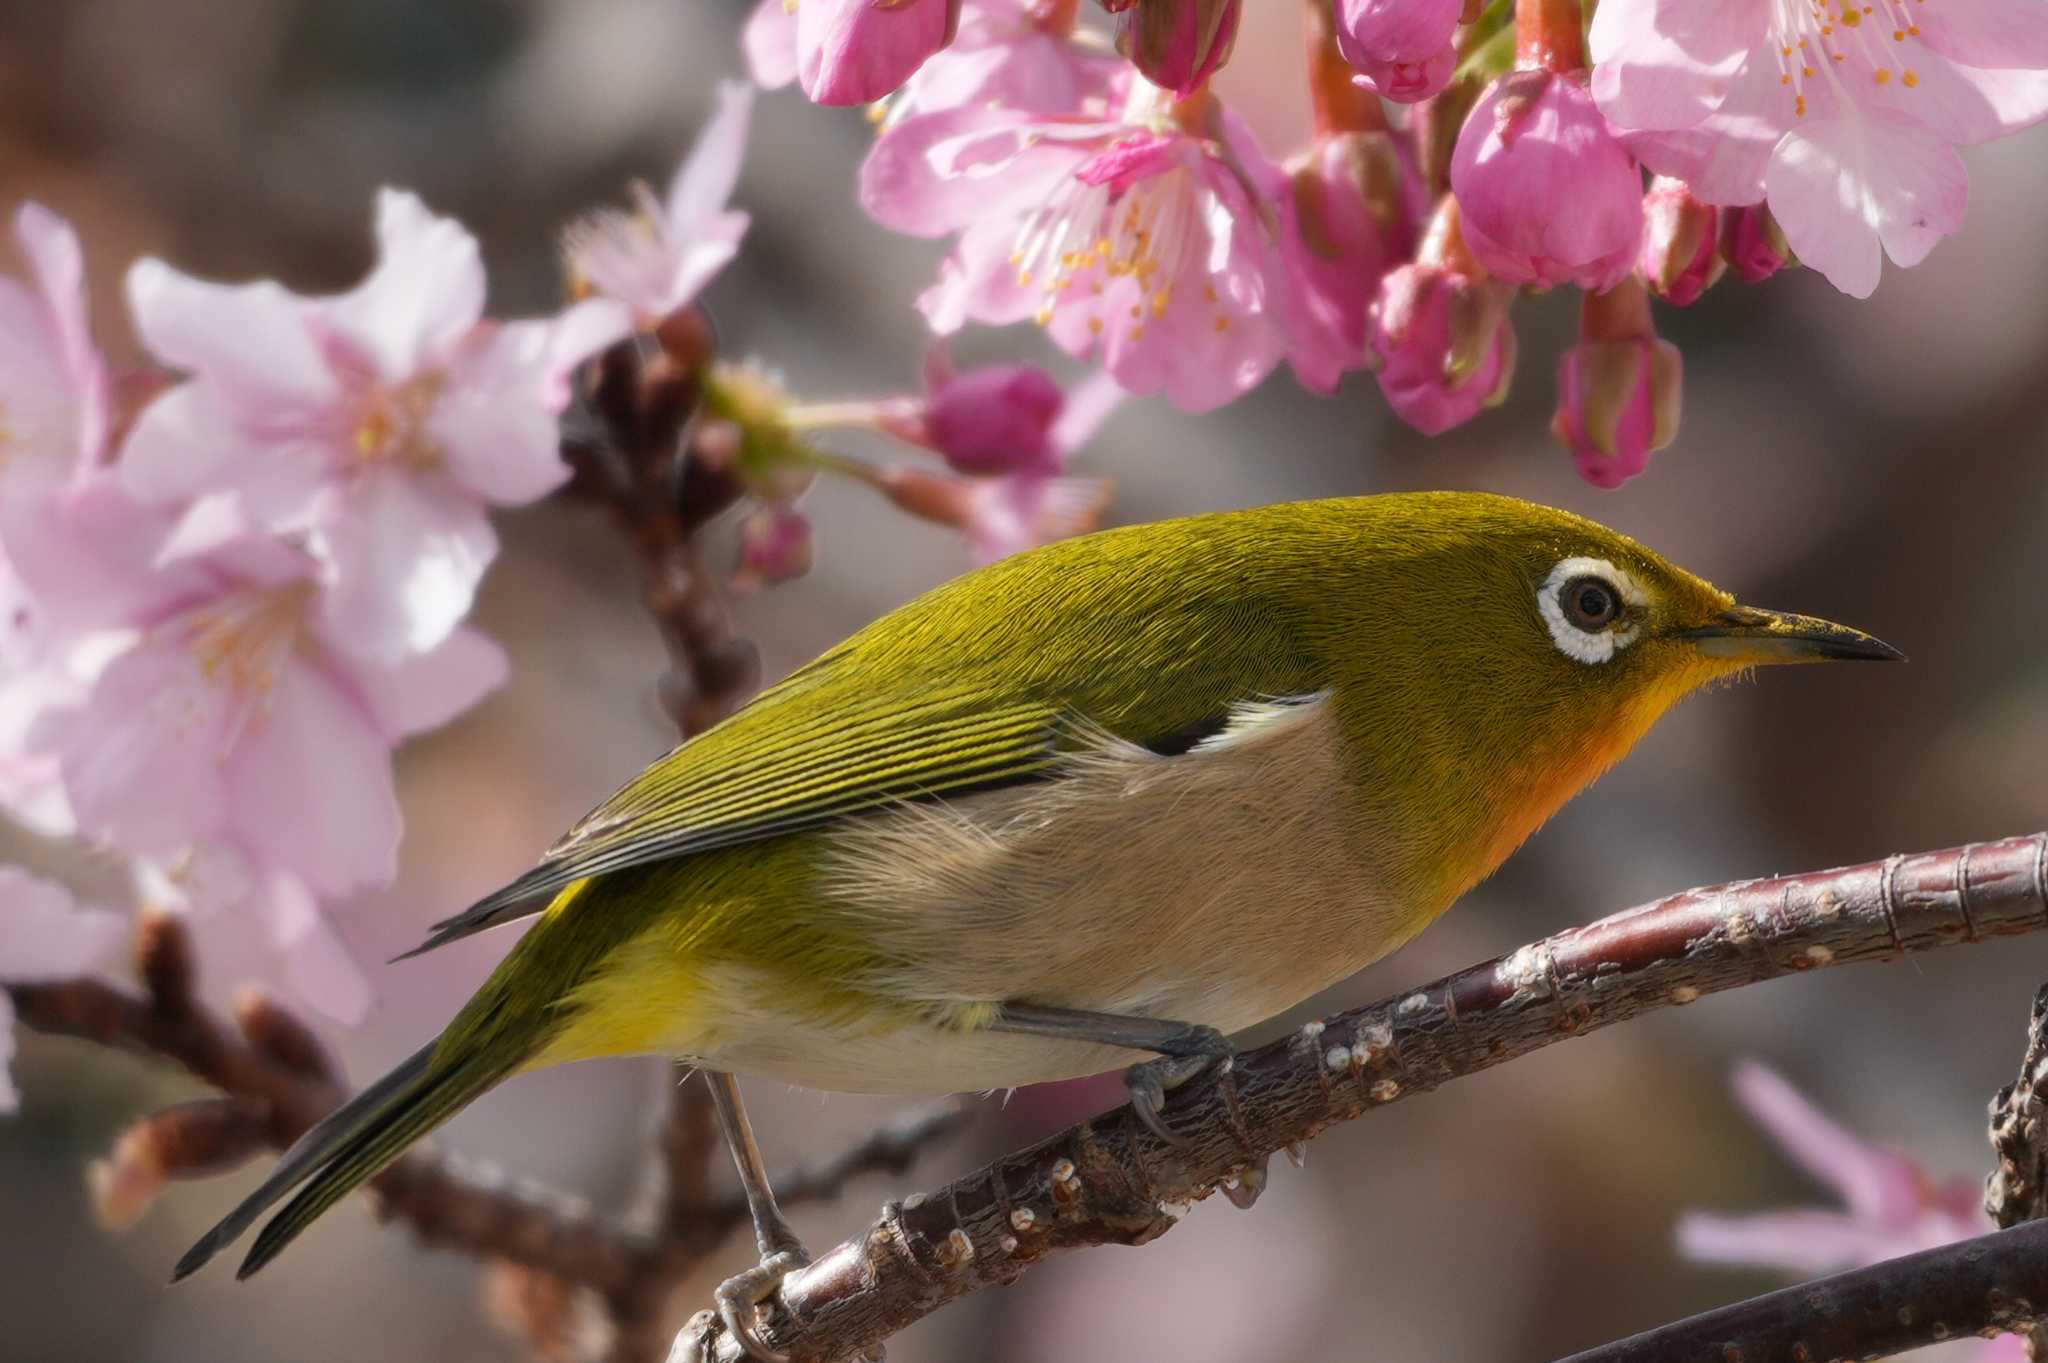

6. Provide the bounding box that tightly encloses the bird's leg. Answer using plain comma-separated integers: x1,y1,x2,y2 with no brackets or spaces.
704,1070,807,1363
988,1003,1239,1149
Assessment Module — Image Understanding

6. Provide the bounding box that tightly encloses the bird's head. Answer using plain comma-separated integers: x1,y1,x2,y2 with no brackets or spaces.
1324,494,1901,896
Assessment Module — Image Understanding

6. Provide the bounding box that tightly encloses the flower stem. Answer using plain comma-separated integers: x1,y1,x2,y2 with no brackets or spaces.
1578,275,1656,341
781,400,889,432
1513,0,1585,72
1305,0,1389,137
1027,0,1081,35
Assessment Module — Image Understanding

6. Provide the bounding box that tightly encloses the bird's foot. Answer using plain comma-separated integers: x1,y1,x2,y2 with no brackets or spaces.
715,1248,807,1363
1124,1023,1235,1146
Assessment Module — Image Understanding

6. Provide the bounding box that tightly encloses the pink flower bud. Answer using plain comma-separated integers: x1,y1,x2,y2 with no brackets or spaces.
1719,204,1795,284
924,362,1067,476
1450,69,1645,291
1334,0,1459,103
1118,0,1241,98
732,505,814,591
1638,176,1723,307
798,0,962,107
1551,280,1680,489
1368,262,1518,436
1282,131,1423,392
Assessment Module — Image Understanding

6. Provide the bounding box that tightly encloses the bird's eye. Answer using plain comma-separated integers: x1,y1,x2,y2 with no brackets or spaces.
1561,576,1621,631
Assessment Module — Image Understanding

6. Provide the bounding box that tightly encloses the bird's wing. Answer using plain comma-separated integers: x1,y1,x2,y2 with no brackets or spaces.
402,512,1321,958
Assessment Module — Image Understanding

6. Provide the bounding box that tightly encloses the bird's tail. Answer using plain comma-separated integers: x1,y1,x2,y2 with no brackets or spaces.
171,1035,523,1282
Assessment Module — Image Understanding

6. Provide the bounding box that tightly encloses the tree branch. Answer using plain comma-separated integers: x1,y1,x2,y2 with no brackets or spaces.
667,832,2048,1363
1552,1218,2048,1362
1988,980,2048,1360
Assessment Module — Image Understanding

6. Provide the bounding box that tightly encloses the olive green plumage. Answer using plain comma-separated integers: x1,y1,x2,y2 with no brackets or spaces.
174,491,1897,1282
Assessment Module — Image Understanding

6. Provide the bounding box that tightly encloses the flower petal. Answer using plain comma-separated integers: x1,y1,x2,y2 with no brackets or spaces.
118,382,331,523
862,105,1098,237
1589,0,1761,131
12,203,106,471
666,81,755,231
224,657,402,898
261,868,373,1026
353,625,508,741
61,639,232,860
312,471,498,664
1765,110,1967,297
1730,1062,1926,1221
320,190,487,382
743,0,800,87
126,258,335,410
1676,1208,1923,1277
0,865,126,980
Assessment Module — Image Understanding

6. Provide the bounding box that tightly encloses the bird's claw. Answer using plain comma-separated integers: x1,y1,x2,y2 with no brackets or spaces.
1123,1025,1235,1147
715,1248,807,1363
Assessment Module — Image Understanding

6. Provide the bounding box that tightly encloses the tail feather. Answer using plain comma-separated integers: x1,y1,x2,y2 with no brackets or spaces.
171,1042,516,1282
171,1041,436,1282
234,1051,508,1279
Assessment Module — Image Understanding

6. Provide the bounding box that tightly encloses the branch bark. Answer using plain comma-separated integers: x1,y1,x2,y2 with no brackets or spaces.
1988,981,2048,1361
1552,1218,2048,1362
667,832,2048,1363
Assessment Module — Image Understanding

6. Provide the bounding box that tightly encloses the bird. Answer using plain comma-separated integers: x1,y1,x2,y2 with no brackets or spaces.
171,491,1899,1357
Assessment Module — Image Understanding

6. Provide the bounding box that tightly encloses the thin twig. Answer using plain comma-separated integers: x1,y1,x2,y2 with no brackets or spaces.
669,833,2048,1363
1554,1218,2048,1362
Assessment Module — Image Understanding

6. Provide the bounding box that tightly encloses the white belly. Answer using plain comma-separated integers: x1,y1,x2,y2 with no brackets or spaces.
691,695,1435,1095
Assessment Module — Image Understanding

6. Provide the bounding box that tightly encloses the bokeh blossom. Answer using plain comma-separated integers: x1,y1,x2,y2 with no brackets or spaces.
120,189,628,665
566,82,754,324
1279,128,1423,392
863,85,1294,412
0,204,106,521
0,868,126,1111
1591,0,2048,297
1680,1061,2023,1361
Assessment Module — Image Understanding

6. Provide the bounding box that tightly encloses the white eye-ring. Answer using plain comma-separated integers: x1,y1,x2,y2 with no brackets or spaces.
1537,557,1646,665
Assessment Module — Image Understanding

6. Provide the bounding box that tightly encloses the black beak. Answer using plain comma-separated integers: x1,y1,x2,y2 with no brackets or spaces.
1675,606,1906,664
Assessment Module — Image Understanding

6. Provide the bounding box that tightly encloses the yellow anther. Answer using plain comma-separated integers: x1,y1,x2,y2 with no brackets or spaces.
1874,67,1892,82
1902,67,1919,85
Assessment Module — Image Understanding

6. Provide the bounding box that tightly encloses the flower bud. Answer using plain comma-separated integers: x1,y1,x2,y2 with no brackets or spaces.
732,505,814,591
1369,263,1518,434
1283,131,1422,390
1638,176,1723,307
798,0,962,107
1117,0,1241,97
1719,203,1795,283
1450,69,1644,291
1334,0,1459,103
1552,279,1681,488
923,362,1067,476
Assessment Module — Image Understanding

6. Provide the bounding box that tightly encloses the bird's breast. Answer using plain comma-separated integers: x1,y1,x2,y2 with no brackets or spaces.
751,692,1445,1092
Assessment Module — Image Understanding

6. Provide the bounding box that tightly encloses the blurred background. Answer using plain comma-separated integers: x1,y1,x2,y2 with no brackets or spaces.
2,1,2045,1360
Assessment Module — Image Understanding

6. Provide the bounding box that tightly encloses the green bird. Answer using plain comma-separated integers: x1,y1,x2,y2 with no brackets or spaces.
174,492,1897,1354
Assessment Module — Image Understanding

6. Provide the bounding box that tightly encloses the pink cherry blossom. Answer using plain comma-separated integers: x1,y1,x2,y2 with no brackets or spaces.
862,87,1295,412
0,867,127,1111
566,82,753,324
55,512,505,904
1333,0,1460,103
1639,175,1724,306
1452,69,1647,290
119,189,628,665
880,0,1120,126
132,847,373,1027
1679,1061,2023,1360
1279,130,1424,393
1591,0,2048,297
755,0,963,106
1118,0,1241,98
